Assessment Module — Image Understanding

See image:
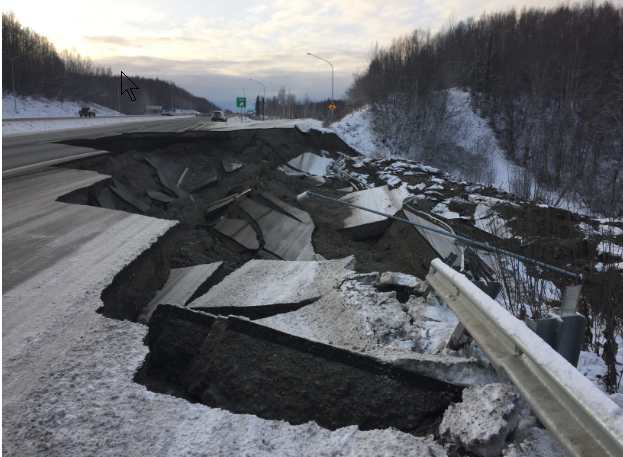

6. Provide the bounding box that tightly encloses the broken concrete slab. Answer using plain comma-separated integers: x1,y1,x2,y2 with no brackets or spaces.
146,189,175,204
439,383,521,457
144,156,186,198
189,257,352,317
222,158,244,173
286,152,334,176
338,184,409,240
138,262,223,323
256,272,495,386
404,206,462,266
213,217,260,251
110,180,150,213
259,192,313,224
239,197,315,260
141,305,461,436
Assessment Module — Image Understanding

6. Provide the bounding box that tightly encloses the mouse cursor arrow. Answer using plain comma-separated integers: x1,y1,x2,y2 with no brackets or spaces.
120,71,139,102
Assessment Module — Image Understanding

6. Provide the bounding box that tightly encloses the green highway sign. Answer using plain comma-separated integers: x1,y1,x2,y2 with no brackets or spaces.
236,97,247,108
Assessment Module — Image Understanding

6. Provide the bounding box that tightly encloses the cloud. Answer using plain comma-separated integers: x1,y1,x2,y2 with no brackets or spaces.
95,54,352,109
5,0,568,105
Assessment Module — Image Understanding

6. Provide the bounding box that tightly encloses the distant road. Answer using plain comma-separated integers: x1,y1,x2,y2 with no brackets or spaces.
3,114,149,122
2,116,204,173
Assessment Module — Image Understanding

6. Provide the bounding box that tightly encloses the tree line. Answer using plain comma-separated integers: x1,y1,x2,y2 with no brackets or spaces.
349,1,623,217
260,87,346,122
2,13,218,114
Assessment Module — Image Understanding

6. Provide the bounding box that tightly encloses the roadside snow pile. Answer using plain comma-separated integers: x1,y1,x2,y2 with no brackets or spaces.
331,107,389,157
3,94,121,118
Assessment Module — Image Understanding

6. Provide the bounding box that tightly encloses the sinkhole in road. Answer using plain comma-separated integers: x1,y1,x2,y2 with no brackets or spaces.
57,128,459,436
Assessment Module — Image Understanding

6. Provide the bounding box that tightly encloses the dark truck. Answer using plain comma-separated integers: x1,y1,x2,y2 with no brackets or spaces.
79,107,96,118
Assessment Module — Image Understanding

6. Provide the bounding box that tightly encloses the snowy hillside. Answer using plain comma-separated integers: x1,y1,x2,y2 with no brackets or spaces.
444,88,524,192
331,90,520,191
332,89,591,215
3,95,121,118
331,107,389,158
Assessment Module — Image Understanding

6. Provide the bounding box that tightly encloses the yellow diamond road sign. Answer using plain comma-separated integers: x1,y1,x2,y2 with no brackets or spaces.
328,103,336,111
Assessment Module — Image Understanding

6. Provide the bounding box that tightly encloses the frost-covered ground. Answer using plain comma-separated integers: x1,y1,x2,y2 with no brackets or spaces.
3,94,121,118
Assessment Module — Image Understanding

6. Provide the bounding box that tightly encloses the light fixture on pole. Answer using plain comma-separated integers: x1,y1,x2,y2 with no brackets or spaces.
306,52,334,101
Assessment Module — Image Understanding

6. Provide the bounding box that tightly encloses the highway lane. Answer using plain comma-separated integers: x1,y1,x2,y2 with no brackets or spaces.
2,116,206,172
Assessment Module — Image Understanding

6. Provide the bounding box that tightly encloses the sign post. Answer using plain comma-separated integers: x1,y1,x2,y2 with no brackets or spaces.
236,97,247,122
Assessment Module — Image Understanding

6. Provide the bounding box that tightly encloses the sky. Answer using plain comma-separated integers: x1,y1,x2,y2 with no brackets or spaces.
3,0,590,109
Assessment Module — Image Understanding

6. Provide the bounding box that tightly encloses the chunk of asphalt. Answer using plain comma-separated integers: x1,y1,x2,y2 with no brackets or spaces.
259,191,313,224
222,158,244,173
256,276,496,386
144,156,186,198
238,197,315,260
439,383,520,457
338,184,410,240
239,198,314,260
138,262,223,324
146,189,176,204
141,305,461,436
110,180,150,213
403,207,462,266
213,217,260,251
188,257,352,314
286,152,334,177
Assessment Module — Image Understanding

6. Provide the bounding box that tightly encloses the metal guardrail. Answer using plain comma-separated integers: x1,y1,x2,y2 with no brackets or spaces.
426,258,623,457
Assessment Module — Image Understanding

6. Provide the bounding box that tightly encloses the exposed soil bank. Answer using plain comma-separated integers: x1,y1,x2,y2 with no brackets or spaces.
137,305,462,436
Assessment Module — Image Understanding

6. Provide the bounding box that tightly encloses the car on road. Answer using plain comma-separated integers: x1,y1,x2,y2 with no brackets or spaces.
211,110,227,122
79,107,96,118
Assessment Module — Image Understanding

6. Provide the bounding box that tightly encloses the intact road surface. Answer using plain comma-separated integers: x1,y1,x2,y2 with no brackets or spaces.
2,116,206,173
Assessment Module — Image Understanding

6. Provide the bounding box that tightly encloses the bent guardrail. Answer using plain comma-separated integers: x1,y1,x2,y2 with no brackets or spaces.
426,258,623,457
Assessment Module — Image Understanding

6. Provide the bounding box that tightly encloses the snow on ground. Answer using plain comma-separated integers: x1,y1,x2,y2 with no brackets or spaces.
597,241,623,258
208,117,327,132
2,115,179,136
446,88,523,193
331,107,389,157
3,94,121,118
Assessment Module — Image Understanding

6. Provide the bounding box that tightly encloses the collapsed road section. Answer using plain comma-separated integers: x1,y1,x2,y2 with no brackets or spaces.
18,123,608,456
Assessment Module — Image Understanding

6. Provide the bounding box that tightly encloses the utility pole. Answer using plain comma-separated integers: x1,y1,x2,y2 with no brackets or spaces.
249,78,267,120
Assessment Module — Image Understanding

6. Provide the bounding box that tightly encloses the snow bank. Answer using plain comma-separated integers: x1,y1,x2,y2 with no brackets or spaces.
331,107,388,157
3,94,121,118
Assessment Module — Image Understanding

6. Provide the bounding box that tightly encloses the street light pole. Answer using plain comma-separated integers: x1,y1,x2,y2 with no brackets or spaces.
249,78,267,120
307,52,334,101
